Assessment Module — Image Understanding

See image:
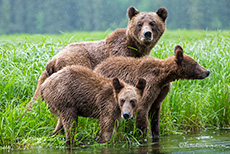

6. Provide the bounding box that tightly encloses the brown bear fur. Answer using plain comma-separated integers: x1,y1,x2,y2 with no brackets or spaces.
94,45,210,139
40,65,146,145
30,6,168,105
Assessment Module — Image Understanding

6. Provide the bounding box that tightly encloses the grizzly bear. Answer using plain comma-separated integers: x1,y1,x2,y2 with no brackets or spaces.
94,45,210,139
40,65,146,145
29,6,168,107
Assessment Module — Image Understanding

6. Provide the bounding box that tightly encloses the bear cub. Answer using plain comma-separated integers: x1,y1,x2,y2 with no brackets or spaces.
40,65,146,145
94,45,210,139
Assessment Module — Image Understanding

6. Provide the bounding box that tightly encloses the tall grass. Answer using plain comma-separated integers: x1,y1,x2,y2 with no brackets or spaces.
0,30,229,148
157,30,230,134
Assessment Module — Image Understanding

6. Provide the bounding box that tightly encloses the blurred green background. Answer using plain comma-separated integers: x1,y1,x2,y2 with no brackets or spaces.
0,0,229,34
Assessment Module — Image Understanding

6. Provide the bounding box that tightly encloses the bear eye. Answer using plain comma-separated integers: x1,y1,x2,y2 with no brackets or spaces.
120,99,125,106
130,99,136,106
138,23,143,28
149,22,154,27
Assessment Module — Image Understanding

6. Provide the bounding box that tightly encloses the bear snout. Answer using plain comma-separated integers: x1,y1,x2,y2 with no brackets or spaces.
197,69,210,79
122,111,131,120
140,25,153,42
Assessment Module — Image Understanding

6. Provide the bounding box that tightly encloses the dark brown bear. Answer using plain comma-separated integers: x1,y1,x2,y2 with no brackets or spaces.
40,65,146,145
30,6,168,105
94,45,210,139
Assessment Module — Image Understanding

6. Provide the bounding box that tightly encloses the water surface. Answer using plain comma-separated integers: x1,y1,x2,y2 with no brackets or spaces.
2,129,230,154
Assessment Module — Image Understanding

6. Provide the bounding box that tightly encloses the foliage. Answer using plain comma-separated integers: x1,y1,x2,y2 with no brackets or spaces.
0,0,230,34
0,30,229,148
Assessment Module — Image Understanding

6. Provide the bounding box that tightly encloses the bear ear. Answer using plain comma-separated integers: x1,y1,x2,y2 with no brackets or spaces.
112,77,124,93
46,60,55,76
127,6,139,20
174,45,184,66
156,7,168,22
135,78,146,96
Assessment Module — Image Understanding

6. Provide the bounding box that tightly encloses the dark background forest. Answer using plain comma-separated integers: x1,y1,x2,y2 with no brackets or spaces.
0,0,229,34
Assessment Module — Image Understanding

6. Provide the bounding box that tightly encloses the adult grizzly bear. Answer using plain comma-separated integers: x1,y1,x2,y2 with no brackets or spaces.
40,65,146,145
94,45,210,139
30,6,168,105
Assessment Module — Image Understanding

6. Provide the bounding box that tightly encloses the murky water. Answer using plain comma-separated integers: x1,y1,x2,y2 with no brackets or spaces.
2,129,230,154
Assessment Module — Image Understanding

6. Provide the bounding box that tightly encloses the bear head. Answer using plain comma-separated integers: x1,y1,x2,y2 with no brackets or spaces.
126,6,168,46
112,78,146,120
174,45,210,80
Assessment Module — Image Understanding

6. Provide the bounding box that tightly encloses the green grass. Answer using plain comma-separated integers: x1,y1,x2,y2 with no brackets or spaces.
0,30,229,149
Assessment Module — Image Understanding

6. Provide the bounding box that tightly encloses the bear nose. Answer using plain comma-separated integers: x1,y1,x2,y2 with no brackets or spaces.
123,112,130,119
144,31,152,39
206,70,210,77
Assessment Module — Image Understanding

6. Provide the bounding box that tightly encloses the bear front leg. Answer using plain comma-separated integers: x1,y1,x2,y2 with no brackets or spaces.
149,84,170,140
25,70,48,112
149,105,161,140
32,70,49,102
50,118,64,136
97,116,120,143
136,111,150,137
60,110,78,146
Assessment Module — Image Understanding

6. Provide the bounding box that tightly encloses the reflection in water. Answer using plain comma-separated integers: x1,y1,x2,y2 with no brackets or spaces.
159,129,230,153
2,130,230,154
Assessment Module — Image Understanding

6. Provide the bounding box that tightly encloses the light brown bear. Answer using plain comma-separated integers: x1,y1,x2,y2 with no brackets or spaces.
30,6,168,106
94,45,210,139
40,65,146,145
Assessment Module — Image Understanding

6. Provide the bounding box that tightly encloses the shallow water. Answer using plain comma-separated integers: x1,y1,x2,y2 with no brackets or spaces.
2,129,230,154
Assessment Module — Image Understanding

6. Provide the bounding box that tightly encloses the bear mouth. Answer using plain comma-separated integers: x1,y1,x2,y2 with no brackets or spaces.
197,70,210,79
195,74,209,79
140,38,153,46
141,37,153,43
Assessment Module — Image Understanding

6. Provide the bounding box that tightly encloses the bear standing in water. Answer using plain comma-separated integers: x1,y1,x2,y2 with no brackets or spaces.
30,6,168,106
94,45,210,139
40,65,146,145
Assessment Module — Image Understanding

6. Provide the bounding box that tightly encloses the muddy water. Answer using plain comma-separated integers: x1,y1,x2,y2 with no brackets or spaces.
2,129,230,154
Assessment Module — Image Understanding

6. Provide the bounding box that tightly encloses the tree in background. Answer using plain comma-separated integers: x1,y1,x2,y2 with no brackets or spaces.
0,0,229,34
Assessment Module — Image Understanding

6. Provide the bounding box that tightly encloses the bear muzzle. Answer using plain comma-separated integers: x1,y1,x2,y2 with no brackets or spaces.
198,69,210,79
144,31,152,40
196,65,210,79
141,30,153,42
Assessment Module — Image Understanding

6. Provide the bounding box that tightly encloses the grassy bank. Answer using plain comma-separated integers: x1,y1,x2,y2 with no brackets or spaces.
0,30,229,148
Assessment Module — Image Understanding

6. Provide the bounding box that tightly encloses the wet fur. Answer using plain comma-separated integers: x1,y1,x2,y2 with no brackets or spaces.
40,65,145,144
94,45,210,138
29,6,167,106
